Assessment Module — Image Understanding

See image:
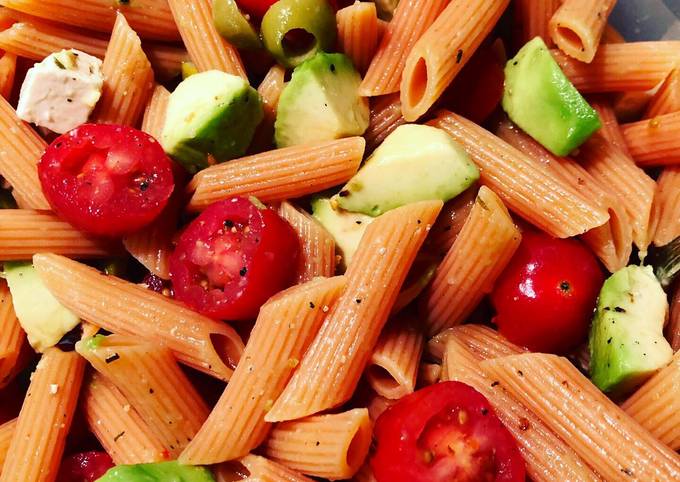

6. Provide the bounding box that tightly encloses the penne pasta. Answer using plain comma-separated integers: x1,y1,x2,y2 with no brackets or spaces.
0,52,15,100
32,253,244,381
514,0,560,47
93,13,154,127
668,286,680,352
364,93,406,154
421,186,521,336
278,202,336,283
590,98,633,156
552,42,680,92
266,201,442,422
166,0,245,77
549,0,617,63
0,209,119,260
249,64,286,153
0,348,85,482
443,337,601,481
179,276,346,464
621,353,680,450
336,2,379,74
263,409,372,480
427,324,526,363
0,0,179,41
359,0,448,97
365,317,424,399
187,137,365,211
644,68,680,119
429,110,609,238
83,372,170,464
140,84,170,140
417,362,441,387
0,419,16,472
621,111,680,167
425,184,478,257
601,24,625,44
400,0,510,120
366,392,397,422
230,454,314,482
481,353,680,481
77,334,209,457
652,167,680,247
0,280,25,389
0,94,49,210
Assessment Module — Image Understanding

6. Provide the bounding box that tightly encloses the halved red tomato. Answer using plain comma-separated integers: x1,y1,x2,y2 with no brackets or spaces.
57,451,114,482
372,381,525,482
170,197,299,320
38,124,175,237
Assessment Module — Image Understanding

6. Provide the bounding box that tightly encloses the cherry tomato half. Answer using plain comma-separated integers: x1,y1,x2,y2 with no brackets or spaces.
372,381,525,482
170,197,299,320
490,230,604,354
57,451,114,482
38,124,175,237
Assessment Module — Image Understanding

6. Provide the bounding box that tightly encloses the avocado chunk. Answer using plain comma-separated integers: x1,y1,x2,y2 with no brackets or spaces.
96,461,215,482
275,52,369,148
311,197,373,269
161,70,263,173
3,261,79,352
332,124,479,217
589,265,673,396
502,37,601,156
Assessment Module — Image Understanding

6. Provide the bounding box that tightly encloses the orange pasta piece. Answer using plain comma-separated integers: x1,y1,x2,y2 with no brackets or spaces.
83,372,170,464
188,137,365,211
0,209,119,260
278,202,336,283
590,98,633,156
365,317,423,399
0,348,85,482
549,0,616,63
0,95,48,210
267,201,442,422
359,0,448,96
429,110,609,238
336,2,379,74
443,338,601,482
400,0,510,120
214,454,314,482
645,68,680,119
166,0,245,77
668,285,680,352
421,186,521,336
0,0,179,41
621,353,680,450
250,64,286,153
613,90,654,121
364,93,406,154
425,184,478,257
366,392,397,422
0,280,25,389
93,13,154,126
417,362,441,387
0,52,15,100
32,253,244,381
140,84,170,140
552,42,680,93
180,277,346,464
0,418,16,472
77,334,209,457
601,24,625,44
481,353,680,481
427,324,525,362
652,167,680,247
621,111,680,167
264,409,372,480
514,0,560,47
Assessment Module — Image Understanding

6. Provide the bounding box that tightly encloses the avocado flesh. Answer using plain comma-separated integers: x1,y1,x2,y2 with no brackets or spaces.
589,265,672,396
96,461,215,482
161,70,263,173
275,52,369,148
311,197,373,270
333,124,479,217
502,37,601,156
3,261,79,352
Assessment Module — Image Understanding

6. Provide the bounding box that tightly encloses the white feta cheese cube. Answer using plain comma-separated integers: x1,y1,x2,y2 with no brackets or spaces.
17,49,104,134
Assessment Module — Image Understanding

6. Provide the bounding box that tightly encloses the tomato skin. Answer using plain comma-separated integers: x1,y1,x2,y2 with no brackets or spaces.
170,197,299,320
371,382,525,482
490,230,604,354
57,451,114,482
38,124,175,237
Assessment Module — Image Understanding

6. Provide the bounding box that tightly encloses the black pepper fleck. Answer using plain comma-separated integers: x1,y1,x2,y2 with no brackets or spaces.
239,267,248,276
105,353,120,364
456,49,463,63
309,302,315,309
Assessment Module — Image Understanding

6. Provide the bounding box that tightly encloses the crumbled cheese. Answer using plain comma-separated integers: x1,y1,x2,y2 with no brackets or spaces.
17,49,104,134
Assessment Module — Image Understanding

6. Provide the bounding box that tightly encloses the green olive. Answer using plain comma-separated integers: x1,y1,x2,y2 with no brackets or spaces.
213,0,262,50
260,0,336,68
181,61,199,80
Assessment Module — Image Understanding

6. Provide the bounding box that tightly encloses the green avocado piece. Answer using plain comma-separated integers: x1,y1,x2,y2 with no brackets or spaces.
333,124,479,217
3,261,79,352
311,197,373,270
261,0,336,68
502,37,601,156
96,461,215,482
161,70,263,173
275,52,369,148
589,265,673,396
213,0,262,50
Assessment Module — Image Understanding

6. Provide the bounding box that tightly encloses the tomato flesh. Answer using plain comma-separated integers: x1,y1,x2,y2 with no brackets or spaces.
57,451,114,482
490,230,605,353
170,197,299,320
38,124,175,237
371,381,525,482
